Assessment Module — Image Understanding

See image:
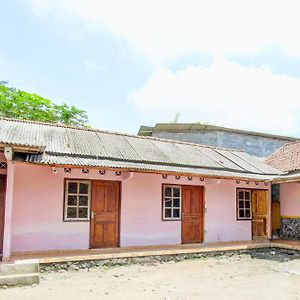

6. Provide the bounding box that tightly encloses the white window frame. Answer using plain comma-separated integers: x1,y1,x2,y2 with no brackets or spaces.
236,189,252,220
162,185,182,221
64,180,91,221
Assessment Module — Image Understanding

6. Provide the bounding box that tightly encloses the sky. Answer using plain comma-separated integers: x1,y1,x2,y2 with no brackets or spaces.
1,0,300,136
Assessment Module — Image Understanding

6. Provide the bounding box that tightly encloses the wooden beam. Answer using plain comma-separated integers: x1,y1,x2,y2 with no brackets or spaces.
0,144,43,154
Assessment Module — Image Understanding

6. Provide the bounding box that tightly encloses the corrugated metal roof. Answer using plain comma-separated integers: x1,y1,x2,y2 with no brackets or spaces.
271,170,300,183
138,123,298,141
25,153,276,180
0,118,282,179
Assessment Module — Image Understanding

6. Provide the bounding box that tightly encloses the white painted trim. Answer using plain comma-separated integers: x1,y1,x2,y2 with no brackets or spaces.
64,180,91,221
162,185,182,221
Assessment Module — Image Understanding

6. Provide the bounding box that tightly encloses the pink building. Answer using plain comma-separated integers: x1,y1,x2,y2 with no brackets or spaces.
0,118,284,260
267,142,300,239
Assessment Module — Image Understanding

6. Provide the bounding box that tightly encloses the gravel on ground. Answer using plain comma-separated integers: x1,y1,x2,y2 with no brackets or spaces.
1,251,299,300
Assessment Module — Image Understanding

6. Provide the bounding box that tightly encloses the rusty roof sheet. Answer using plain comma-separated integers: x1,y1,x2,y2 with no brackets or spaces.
0,118,282,179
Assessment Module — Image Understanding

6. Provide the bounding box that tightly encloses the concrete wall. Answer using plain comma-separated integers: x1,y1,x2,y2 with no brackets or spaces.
153,131,289,157
10,164,271,252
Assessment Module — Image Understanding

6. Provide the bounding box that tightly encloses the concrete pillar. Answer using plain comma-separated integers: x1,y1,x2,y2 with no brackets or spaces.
2,152,15,260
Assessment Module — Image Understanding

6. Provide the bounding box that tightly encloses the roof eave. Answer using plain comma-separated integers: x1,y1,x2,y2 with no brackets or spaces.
270,172,300,183
0,143,44,154
14,159,276,182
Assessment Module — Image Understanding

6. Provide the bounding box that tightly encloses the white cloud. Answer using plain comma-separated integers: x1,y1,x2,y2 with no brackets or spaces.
24,0,50,16
21,0,300,136
22,0,300,64
133,58,300,136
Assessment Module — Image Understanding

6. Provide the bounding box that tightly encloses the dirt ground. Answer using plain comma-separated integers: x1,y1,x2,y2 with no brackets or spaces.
1,254,300,300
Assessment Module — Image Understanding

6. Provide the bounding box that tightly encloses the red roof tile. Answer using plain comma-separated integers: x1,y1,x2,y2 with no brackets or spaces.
266,140,300,172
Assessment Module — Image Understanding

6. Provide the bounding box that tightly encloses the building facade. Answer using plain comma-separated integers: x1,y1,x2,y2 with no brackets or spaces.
0,118,284,260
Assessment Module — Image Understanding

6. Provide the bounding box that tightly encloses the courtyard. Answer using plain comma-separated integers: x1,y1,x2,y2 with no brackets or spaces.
1,250,299,300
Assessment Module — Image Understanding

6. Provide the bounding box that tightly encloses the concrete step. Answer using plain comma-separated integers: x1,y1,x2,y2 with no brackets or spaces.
0,259,40,286
0,259,39,276
0,273,39,286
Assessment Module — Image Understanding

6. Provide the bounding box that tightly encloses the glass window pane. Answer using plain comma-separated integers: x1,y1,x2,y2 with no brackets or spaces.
173,188,180,197
68,195,78,206
79,195,88,206
238,191,243,199
78,207,88,218
165,198,172,207
239,210,245,218
173,209,180,218
67,207,77,218
245,191,250,200
165,187,172,197
173,198,180,208
245,201,250,208
68,182,78,194
165,208,172,218
245,210,251,218
79,183,89,195
239,200,244,209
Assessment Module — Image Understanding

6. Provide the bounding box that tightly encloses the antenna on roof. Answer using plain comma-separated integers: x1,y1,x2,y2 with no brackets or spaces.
171,112,180,123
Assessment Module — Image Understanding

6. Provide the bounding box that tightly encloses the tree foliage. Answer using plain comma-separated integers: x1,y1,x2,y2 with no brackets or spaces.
0,84,88,126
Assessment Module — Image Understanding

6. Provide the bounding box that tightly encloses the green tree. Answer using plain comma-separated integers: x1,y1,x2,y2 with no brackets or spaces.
0,83,88,126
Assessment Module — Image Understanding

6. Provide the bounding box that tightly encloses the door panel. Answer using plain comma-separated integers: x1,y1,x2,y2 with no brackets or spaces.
252,190,269,238
272,202,280,234
0,176,6,254
90,181,120,248
182,186,204,244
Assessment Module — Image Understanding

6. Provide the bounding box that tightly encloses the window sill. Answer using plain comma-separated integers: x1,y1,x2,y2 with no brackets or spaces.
63,219,90,222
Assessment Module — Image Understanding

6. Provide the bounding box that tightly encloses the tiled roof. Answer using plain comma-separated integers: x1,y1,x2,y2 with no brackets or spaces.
266,141,300,172
0,118,282,179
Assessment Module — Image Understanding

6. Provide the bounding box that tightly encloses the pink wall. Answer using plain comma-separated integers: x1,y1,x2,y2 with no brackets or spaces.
122,176,270,245
2,161,15,258
121,173,181,246
11,165,124,252
205,180,252,242
280,183,300,216
10,163,271,253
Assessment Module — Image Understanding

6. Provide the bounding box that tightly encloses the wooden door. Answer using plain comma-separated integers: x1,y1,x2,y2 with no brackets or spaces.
182,186,204,244
251,190,269,239
90,181,120,248
0,176,6,255
272,201,280,235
